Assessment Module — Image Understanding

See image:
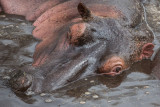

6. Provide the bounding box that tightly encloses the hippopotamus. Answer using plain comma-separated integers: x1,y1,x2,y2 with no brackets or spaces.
0,0,155,93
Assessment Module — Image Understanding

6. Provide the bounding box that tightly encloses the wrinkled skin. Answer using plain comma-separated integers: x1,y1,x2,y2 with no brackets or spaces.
0,0,155,93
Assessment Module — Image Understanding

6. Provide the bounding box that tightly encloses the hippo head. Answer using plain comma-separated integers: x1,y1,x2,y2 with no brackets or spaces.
68,3,154,76
10,3,154,93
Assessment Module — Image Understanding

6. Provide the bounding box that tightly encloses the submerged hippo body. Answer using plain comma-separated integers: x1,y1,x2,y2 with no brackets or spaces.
0,0,155,93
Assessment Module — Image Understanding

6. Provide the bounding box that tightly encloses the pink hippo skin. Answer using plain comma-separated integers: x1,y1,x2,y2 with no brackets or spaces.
0,0,66,21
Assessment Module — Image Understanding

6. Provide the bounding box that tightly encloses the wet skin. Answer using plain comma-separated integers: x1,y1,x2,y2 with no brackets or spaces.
0,0,155,93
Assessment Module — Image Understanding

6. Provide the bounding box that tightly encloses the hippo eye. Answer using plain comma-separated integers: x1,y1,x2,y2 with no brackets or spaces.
111,65,122,73
115,67,122,73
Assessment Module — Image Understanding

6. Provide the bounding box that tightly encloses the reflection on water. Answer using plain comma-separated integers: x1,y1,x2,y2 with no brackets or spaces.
0,0,160,107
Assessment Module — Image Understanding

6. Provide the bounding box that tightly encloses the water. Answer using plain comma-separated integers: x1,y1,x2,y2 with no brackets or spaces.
0,1,160,107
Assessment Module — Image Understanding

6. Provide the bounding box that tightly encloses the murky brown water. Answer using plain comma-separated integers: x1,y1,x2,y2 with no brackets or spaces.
0,1,160,107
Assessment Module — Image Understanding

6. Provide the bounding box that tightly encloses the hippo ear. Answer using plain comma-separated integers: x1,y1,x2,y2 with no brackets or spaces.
140,43,154,59
69,23,86,45
77,3,92,21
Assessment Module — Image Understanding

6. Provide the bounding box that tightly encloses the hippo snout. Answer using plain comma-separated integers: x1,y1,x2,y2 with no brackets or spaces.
9,71,32,92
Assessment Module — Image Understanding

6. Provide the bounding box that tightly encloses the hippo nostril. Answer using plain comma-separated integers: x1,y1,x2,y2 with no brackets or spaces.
9,71,32,92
